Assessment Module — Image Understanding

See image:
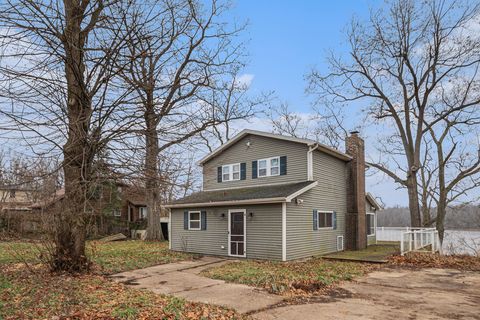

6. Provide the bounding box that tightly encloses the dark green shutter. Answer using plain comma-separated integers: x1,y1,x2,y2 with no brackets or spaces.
217,167,222,183
313,209,318,230
333,211,337,229
280,156,287,175
252,161,258,179
184,211,189,230
240,163,246,180
201,210,207,230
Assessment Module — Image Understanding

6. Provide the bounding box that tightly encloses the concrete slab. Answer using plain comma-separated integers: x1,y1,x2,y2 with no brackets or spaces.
131,271,225,294
177,282,284,314
110,256,284,314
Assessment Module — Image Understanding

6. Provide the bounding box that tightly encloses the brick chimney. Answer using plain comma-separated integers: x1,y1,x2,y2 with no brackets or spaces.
345,131,367,250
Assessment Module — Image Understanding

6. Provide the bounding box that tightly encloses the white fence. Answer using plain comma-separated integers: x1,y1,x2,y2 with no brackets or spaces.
376,227,441,255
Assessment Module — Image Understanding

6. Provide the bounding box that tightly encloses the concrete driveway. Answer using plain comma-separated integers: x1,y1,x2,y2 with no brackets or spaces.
112,258,480,319
253,267,480,320
110,256,284,314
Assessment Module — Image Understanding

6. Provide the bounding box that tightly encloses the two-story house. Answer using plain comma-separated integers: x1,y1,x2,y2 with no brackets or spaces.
166,129,381,261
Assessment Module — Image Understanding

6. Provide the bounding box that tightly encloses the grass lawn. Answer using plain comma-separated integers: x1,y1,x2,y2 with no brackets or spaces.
0,264,243,319
0,240,195,274
0,240,244,319
322,244,400,263
201,258,378,296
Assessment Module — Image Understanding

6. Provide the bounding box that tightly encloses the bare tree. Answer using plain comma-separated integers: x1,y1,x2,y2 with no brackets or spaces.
307,0,480,227
419,107,480,241
267,102,351,149
197,73,270,152
118,0,254,240
0,0,133,271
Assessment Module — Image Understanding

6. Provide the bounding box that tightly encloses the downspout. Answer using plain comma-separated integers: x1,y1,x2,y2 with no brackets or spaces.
282,202,287,261
307,143,319,181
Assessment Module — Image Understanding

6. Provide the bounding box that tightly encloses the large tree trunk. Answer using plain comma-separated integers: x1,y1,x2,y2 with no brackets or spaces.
144,95,164,241
436,202,446,244
406,171,422,227
52,0,92,272
435,147,447,244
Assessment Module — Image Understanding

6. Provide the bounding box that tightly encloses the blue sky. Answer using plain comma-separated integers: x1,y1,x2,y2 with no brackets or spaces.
229,0,374,111
225,1,408,207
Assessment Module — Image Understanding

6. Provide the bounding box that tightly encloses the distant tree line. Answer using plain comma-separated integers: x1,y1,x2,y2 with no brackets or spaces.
378,205,480,230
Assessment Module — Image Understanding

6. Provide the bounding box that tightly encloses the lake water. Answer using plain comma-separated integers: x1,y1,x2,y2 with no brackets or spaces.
442,230,480,255
376,228,480,256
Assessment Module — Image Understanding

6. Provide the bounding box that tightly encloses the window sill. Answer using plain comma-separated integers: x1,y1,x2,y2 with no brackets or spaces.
317,227,334,230
257,174,280,178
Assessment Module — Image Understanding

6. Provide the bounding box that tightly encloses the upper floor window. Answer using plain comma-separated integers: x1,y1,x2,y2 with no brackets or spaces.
258,156,280,177
222,163,240,182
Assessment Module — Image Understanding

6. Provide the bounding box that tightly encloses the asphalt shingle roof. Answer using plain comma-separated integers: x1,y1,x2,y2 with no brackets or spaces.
170,181,315,206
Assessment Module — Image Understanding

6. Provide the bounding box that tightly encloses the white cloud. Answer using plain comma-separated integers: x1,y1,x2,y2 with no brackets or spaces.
235,73,255,88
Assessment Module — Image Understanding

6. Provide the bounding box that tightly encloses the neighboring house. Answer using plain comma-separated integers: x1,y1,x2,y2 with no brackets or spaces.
28,182,169,238
0,185,36,233
0,185,34,211
30,182,150,223
166,129,382,261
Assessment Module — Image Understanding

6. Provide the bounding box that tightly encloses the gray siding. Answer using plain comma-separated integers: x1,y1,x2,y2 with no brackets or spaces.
366,201,376,213
202,134,308,190
286,151,347,260
170,204,282,260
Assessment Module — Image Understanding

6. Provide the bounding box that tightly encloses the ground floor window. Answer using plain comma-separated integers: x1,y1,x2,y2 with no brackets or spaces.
318,211,333,229
189,211,201,230
367,212,375,236
113,209,121,217
139,207,148,220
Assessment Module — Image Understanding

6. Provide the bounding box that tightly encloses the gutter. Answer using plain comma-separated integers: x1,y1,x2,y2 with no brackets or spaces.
165,197,287,208
165,181,319,209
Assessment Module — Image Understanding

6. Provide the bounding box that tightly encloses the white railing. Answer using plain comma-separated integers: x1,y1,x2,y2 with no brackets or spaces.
400,228,441,255
376,227,442,255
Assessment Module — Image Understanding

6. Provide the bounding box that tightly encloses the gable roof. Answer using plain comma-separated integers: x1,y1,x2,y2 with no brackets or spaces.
166,181,318,208
198,129,352,165
366,193,383,211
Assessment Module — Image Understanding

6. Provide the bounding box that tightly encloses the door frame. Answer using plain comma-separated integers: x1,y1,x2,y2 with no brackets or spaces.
228,209,247,257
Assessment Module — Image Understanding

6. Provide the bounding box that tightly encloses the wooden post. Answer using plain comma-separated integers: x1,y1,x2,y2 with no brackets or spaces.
431,230,435,253
401,232,404,256
408,232,412,252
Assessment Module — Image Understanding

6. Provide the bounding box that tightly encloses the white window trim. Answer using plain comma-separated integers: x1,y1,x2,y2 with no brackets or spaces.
113,209,121,217
367,212,376,236
139,207,147,219
188,210,201,230
257,156,280,178
222,163,241,182
317,210,334,230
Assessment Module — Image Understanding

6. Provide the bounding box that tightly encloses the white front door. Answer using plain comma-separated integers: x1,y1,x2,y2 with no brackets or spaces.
228,209,246,257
